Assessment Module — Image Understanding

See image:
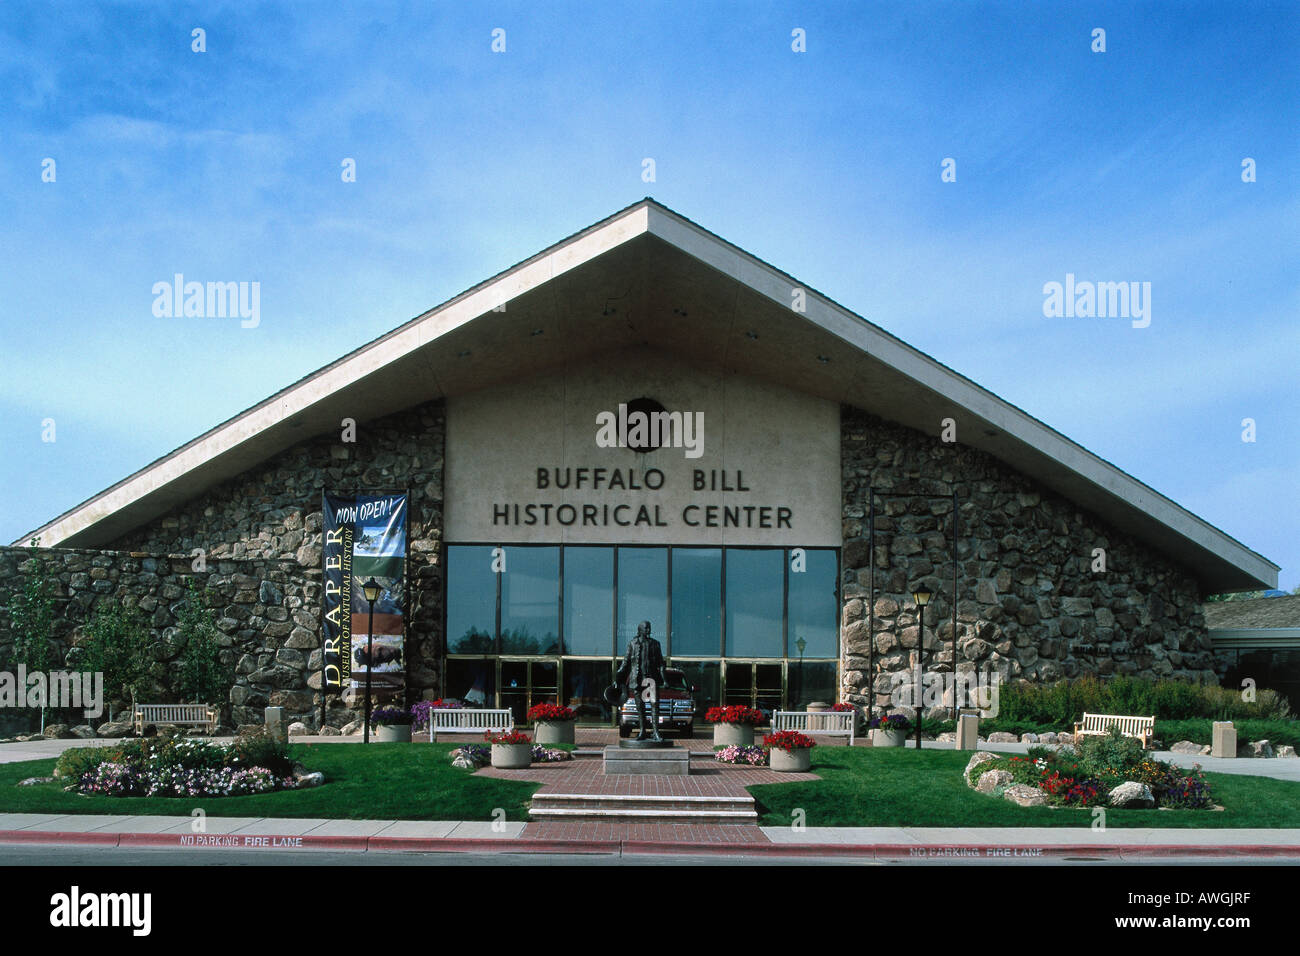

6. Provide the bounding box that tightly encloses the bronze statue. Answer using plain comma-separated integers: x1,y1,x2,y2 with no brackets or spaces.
616,620,666,740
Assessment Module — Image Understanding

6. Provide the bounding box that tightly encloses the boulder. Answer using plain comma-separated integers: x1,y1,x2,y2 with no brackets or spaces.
963,751,1000,787
317,725,341,736
987,732,1018,743
1056,733,1075,745
1170,740,1210,755
1246,740,1274,758
95,720,133,737
17,776,56,787
1108,781,1156,809
450,753,479,770
1002,784,1048,807
69,725,97,739
935,732,957,743
341,720,362,736
975,769,1014,794
287,721,310,736
294,772,325,788
1020,733,1039,744
1038,732,1059,745
1276,745,1297,759
236,724,264,736
42,724,72,739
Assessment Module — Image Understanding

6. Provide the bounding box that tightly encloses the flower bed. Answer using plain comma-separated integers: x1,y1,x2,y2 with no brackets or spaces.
763,730,817,753
485,730,532,745
527,703,575,723
715,744,768,766
705,706,764,725
57,732,302,799
966,730,1215,809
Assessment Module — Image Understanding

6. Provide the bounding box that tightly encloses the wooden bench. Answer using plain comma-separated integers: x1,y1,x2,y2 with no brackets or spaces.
134,703,219,736
772,710,855,746
427,708,514,742
1073,712,1154,749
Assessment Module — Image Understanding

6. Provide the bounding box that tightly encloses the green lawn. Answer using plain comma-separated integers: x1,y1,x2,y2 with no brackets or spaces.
0,743,540,822
749,747,1300,829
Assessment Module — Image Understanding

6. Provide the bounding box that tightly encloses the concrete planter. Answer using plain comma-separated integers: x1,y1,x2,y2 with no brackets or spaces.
374,724,411,743
873,729,907,748
769,747,812,772
534,720,575,745
713,723,755,747
491,743,532,769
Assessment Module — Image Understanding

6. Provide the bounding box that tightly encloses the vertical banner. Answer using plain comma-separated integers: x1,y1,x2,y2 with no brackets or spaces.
322,493,408,694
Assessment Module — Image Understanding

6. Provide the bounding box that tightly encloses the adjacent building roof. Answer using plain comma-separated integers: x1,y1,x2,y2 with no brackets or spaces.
17,199,1278,592
1204,595,1300,630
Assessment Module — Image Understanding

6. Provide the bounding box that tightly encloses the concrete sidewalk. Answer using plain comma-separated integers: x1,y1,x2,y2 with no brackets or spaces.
1,812,1297,859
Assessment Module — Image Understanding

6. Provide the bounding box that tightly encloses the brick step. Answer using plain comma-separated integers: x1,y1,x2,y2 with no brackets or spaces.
528,807,758,823
529,792,757,823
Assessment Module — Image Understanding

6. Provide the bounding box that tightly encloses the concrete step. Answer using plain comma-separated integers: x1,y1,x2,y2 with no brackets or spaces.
529,792,758,823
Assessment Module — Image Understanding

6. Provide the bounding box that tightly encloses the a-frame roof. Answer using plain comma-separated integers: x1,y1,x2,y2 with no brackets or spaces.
18,198,1278,591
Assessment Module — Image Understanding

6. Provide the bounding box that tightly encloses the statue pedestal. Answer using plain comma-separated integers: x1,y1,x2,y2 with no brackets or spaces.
603,744,690,776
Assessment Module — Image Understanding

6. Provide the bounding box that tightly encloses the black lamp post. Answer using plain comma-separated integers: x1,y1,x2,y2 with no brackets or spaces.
361,577,382,744
912,587,932,750
795,636,806,708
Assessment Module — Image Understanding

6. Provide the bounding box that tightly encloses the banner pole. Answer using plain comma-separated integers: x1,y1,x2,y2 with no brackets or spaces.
319,490,328,731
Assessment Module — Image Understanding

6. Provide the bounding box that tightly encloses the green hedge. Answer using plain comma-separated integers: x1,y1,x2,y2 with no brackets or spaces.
995,675,1291,725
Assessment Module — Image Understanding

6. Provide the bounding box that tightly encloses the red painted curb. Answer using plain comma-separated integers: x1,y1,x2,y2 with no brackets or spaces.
0,830,120,846
369,837,621,854
116,832,370,850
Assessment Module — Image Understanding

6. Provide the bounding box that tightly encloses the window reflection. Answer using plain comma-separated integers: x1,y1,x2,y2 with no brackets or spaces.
616,547,667,655
725,549,784,658
671,548,721,657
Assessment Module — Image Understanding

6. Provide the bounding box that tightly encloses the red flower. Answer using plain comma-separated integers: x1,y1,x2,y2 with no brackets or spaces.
762,730,816,753
705,706,764,725
527,703,575,722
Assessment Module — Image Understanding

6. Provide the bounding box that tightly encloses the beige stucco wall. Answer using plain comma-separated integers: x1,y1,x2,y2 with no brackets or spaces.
445,347,840,546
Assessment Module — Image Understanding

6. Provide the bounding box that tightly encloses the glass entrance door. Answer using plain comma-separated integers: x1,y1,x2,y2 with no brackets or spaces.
499,658,559,724
723,661,785,719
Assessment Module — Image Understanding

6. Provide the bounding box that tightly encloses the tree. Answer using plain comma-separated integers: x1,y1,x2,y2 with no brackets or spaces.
71,602,155,716
6,560,55,723
174,580,230,704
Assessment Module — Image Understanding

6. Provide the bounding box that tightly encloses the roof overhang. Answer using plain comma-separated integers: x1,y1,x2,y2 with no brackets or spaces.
19,199,1278,592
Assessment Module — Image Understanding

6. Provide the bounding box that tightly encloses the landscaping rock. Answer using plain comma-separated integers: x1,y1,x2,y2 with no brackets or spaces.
287,721,310,736
42,724,72,739
976,769,1014,794
294,772,325,788
236,724,263,736
341,720,362,736
1020,733,1039,744
157,724,182,740
1038,732,1059,745
69,725,97,739
1002,784,1048,807
1171,740,1210,755
987,732,1018,743
451,753,479,769
963,751,1000,787
17,777,56,787
1276,745,1297,759
1246,740,1274,758
1056,733,1075,745
936,732,956,743
317,725,341,736
1108,781,1155,809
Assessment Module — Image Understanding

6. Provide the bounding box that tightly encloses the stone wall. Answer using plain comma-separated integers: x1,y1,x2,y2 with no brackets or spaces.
0,546,310,729
839,405,1210,713
1,400,446,731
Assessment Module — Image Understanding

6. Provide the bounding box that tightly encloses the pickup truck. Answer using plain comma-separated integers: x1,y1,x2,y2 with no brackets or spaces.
617,667,696,739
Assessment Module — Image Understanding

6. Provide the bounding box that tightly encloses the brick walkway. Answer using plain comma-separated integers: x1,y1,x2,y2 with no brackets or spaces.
472,727,820,843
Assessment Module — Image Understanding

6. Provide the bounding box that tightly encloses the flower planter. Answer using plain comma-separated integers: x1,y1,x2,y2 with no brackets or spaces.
769,747,812,772
873,728,907,748
374,724,411,743
490,742,532,769
533,719,575,745
713,723,755,747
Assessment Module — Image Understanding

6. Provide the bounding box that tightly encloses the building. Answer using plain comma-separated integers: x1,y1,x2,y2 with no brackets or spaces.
4,199,1279,729
1205,595,1300,710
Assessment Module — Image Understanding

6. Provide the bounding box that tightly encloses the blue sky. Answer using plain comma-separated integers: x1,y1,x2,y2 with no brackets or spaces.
2,1,1296,590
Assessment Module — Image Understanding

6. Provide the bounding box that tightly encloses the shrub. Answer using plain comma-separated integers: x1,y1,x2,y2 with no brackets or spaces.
174,580,230,705
1155,766,1213,809
55,744,126,781
996,675,1291,725
227,727,294,777
1075,727,1145,779
80,761,143,797
71,602,155,710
